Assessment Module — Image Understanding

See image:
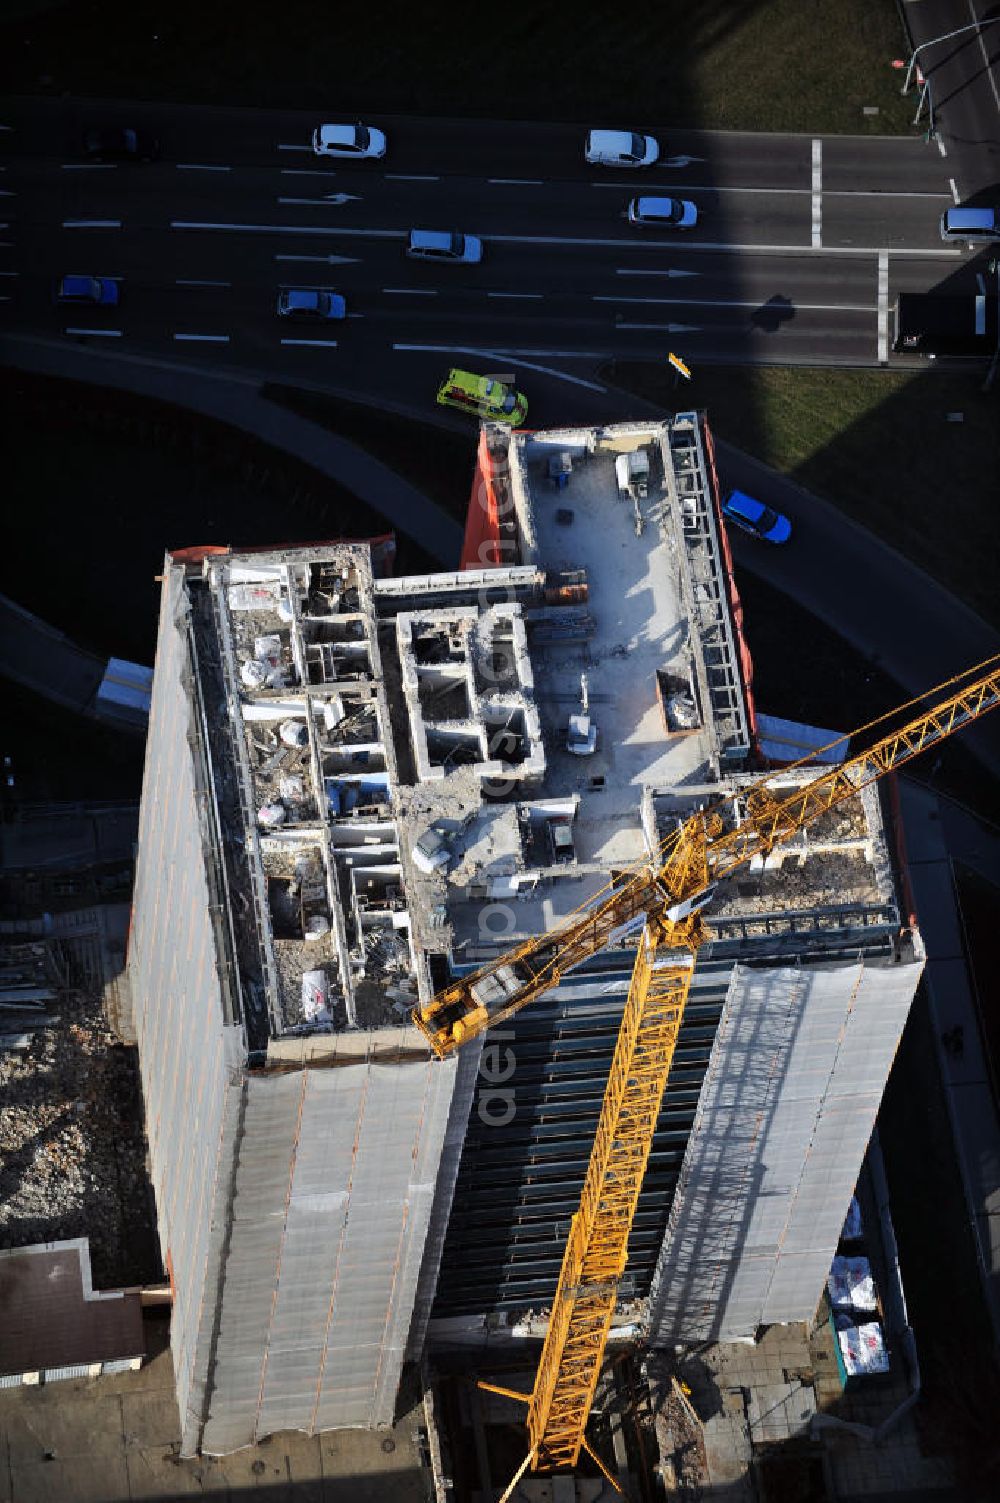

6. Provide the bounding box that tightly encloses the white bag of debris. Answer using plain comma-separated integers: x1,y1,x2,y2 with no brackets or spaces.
827,1255,878,1314
304,914,331,942
835,1314,889,1377
241,659,269,689
279,774,305,804
258,801,286,828
301,969,329,1020
254,634,283,666
280,719,309,748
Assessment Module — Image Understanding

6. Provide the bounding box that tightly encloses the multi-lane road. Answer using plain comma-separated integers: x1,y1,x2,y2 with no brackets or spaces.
0,96,983,407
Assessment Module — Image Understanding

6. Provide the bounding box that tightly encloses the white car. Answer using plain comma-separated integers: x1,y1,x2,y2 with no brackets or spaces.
585,129,659,168
311,122,386,158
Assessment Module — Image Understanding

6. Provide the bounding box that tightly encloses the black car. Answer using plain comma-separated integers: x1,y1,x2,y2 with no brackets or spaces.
83,127,159,162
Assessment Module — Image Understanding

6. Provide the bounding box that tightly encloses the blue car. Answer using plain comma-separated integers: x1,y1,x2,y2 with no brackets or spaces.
55,275,120,307
277,288,346,320
721,489,792,544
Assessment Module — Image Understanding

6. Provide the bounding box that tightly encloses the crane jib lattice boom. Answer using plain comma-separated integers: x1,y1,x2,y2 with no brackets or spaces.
412,656,1000,1479
413,658,1000,1060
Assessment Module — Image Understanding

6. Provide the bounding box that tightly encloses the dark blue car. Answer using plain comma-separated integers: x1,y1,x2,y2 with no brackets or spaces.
721,489,792,545
55,276,120,307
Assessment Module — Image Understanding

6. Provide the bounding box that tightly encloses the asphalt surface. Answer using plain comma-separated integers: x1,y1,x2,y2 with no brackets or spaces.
0,94,989,413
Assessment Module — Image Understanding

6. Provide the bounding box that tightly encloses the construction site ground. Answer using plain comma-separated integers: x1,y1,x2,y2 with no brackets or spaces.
0,1315,429,1503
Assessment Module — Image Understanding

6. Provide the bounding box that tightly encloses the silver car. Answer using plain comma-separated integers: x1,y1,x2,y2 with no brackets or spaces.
311,123,387,158
406,229,483,263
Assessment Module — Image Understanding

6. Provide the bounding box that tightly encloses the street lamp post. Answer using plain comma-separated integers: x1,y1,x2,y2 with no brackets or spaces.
900,16,1000,108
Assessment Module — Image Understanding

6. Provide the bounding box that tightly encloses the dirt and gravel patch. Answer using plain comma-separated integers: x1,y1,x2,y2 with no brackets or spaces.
0,986,159,1290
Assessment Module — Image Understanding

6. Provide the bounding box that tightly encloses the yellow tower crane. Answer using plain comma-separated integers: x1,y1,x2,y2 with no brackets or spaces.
412,655,1000,1486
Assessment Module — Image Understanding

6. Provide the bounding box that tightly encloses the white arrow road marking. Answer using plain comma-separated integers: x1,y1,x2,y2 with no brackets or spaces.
277,194,361,206
615,322,703,331
393,343,606,391
274,253,361,264
616,268,699,278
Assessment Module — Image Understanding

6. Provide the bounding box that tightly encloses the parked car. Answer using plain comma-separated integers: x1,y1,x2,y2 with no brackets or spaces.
939,205,1000,243
585,129,659,168
54,275,120,307
721,489,791,544
83,127,159,162
276,288,346,320
436,369,528,425
406,229,483,263
311,123,386,158
627,195,697,228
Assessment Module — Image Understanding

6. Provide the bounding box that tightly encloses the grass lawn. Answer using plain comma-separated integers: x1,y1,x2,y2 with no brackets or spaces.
1,0,913,133
612,362,1000,628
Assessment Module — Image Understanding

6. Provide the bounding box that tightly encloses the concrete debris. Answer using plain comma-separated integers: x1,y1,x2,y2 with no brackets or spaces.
0,986,157,1290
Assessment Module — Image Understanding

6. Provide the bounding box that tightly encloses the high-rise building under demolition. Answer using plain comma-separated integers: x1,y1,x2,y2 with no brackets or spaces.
127,414,923,1455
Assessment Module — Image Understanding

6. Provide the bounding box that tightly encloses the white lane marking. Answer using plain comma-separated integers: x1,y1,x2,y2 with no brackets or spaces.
277,143,311,152
488,178,545,186
64,327,122,337
60,162,117,170
0,270,18,276
488,291,544,299
877,250,889,364
171,219,403,238
382,286,437,295
177,163,232,172
277,194,360,206
949,177,960,203
593,181,948,199
63,219,122,228
597,293,875,311
280,337,339,347
384,173,439,181
616,268,699,278
176,278,232,287
811,139,822,249
275,253,360,264
972,0,1000,112
393,342,606,391
174,332,230,342
280,168,336,177
0,295,9,300
170,219,960,257
937,135,948,158
0,190,16,197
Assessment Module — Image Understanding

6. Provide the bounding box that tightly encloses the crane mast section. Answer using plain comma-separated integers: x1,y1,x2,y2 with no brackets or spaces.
527,927,695,1471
